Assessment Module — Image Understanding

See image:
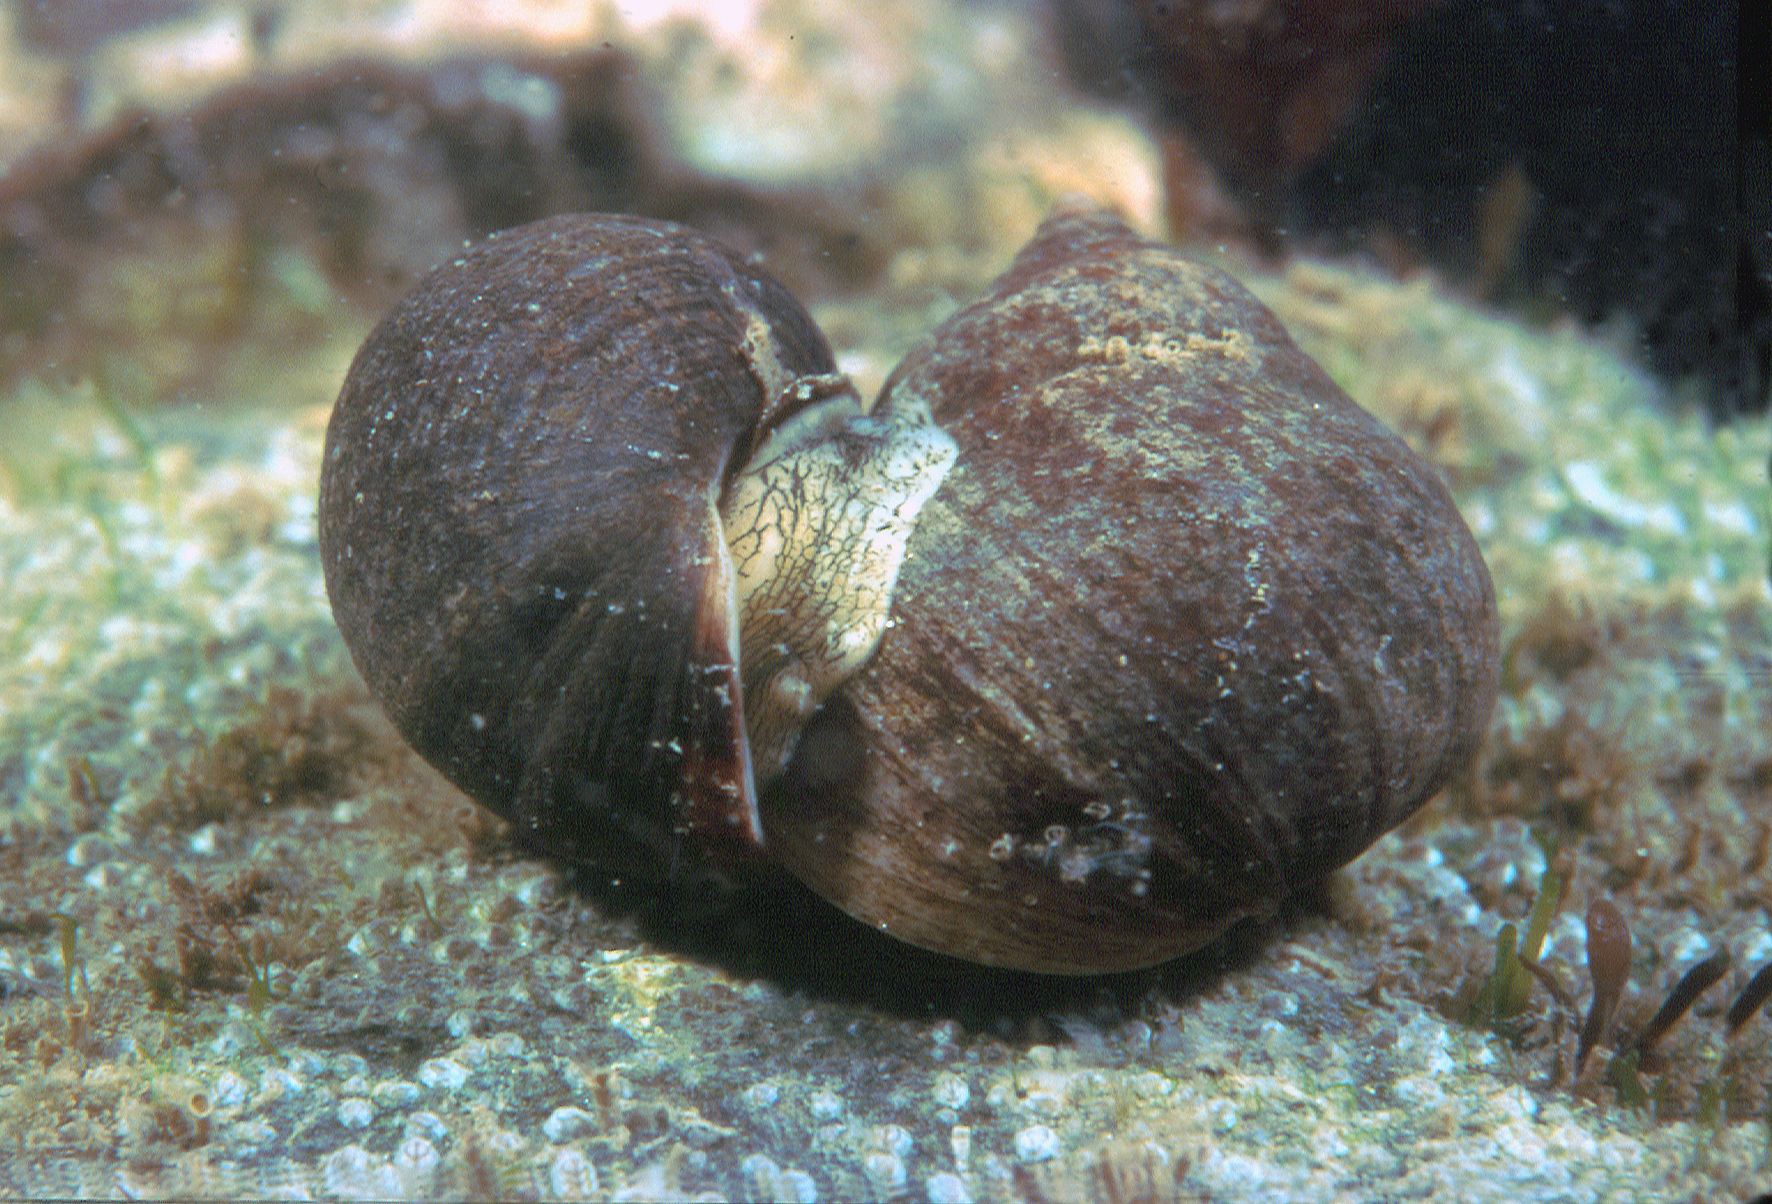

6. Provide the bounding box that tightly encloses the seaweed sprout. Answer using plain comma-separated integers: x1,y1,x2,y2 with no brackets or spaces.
1630,950,1733,1074
1577,897,1631,1075
1727,961,1772,1037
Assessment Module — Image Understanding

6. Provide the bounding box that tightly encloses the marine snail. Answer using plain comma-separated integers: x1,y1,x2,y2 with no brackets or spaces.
319,208,1499,975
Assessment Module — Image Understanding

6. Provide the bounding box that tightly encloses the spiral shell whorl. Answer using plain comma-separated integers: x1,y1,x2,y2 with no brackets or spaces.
318,214,950,877
762,210,1500,973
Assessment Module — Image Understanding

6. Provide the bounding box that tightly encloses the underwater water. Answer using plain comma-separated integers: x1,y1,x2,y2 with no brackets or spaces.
0,2,1765,1201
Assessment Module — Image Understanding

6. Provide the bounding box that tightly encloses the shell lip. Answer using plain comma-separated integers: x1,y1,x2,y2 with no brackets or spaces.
683,489,766,852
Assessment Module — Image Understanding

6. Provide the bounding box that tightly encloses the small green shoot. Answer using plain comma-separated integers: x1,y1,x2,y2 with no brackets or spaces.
414,880,438,934
89,372,157,482
1607,1047,1648,1110
1467,835,1565,1036
54,912,88,997
1468,923,1519,1032
219,917,284,1058
1696,1079,1723,1128
1509,849,1562,1012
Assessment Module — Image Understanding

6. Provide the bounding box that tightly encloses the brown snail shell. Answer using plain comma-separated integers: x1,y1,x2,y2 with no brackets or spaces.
761,208,1500,973
319,213,954,877
319,208,1499,976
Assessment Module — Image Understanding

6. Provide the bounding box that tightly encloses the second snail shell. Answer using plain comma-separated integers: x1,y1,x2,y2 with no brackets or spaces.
319,208,1499,975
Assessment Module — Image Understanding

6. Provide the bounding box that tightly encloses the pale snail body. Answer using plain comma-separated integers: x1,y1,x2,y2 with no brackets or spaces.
319,209,1500,975
723,394,956,777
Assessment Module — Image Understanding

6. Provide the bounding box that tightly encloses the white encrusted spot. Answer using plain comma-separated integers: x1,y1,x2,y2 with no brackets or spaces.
550,1147,600,1201
82,862,124,890
1665,930,1713,967
1015,1124,1060,1163
1563,460,1684,535
289,1050,329,1078
927,1171,974,1204
1394,1008,1456,1077
394,1135,439,1175
417,1057,470,1091
863,1151,906,1196
333,1051,371,1079
808,1087,843,1120
258,1066,304,1103
542,1106,598,1143
211,1070,248,1111
392,1135,440,1197
371,1079,421,1109
486,1126,526,1156
878,1124,913,1159
321,1143,402,1201
337,1097,374,1129
951,1125,972,1169
778,1170,818,1202
742,1154,817,1203
404,1111,450,1144
232,1118,277,1148
513,870,561,908
65,832,117,867
932,1072,969,1110
1394,1074,1447,1110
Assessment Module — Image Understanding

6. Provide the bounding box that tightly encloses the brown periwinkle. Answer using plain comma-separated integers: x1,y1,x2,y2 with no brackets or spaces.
319,212,954,880
318,207,1499,977
763,208,1499,973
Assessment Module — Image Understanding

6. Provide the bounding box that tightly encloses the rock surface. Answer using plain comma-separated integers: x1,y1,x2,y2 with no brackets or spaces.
0,2,1765,1201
